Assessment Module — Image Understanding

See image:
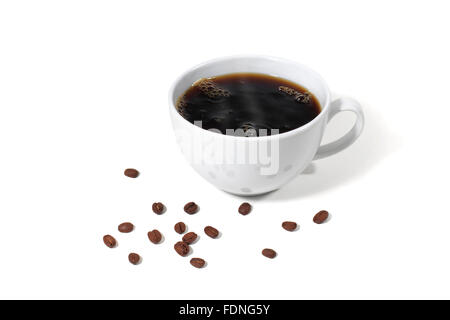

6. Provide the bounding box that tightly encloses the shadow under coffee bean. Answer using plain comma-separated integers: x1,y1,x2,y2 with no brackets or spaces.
176,73,321,136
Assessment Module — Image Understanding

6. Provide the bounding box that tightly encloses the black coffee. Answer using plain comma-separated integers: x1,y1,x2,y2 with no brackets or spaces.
176,73,321,136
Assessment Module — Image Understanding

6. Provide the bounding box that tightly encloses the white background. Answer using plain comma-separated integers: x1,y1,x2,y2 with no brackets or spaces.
0,0,449,299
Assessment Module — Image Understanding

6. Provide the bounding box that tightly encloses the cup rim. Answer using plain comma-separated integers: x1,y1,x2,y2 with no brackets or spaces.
168,54,331,141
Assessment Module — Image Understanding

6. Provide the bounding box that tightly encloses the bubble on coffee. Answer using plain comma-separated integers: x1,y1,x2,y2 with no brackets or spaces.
196,78,230,98
278,86,311,103
176,95,190,120
235,123,258,137
176,73,321,136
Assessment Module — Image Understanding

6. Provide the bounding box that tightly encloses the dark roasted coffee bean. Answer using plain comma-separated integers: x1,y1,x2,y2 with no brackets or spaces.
282,221,297,231
152,202,165,214
103,235,117,248
238,202,251,215
124,168,139,178
147,229,162,244
262,248,277,259
313,210,329,224
128,253,141,265
204,226,219,239
174,241,190,256
184,202,198,214
190,258,206,268
174,222,186,234
182,232,198,244
118,222,134,233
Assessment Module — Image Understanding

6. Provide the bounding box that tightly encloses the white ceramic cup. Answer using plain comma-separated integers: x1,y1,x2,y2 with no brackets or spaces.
169,55,364,196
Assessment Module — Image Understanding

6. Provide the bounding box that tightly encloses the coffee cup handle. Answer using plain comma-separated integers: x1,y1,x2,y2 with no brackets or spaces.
314,97,364,160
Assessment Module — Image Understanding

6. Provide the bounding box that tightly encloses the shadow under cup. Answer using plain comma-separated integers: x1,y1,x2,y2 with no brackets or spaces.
169,56,332,196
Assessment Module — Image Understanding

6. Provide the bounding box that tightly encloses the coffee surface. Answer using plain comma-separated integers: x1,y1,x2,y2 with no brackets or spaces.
176,73,321,136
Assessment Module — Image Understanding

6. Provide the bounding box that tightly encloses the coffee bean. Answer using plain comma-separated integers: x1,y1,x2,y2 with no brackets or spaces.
118,222,134,233
103,235,117,248
262,248,277,259
174,222,186,234
124,168,139,178
182,232,198,244
282,221,297,231
147,229,162,244
204,226,219,239
128,253,141,265
190,258,206,268
313,210,329,224
174,241,190,256
152,202,165,214
238,202,251,215
184,202,198,214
